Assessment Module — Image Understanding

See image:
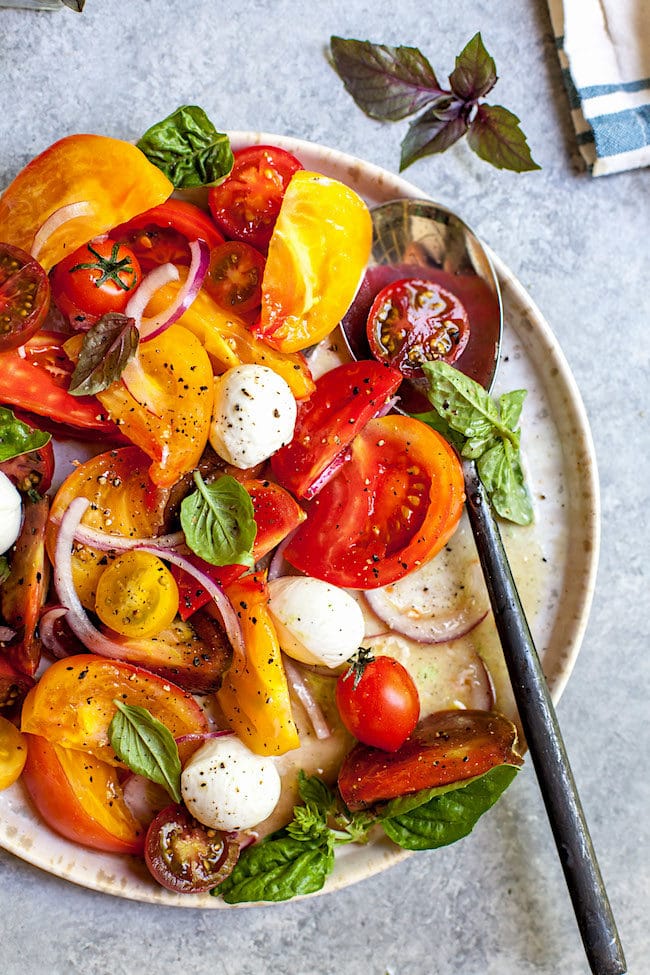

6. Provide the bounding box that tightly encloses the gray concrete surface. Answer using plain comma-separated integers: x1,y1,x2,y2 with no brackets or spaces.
0,1,648,973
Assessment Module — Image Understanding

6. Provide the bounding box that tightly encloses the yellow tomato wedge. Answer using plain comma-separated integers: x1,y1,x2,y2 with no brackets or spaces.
0,715,28,790
144,278,315,400
65,324,214,489
258,170,372,353
218,574,300,756
0,135,172,270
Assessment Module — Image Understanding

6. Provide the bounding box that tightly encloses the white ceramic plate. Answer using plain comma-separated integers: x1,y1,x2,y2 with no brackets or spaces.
0,134,599,905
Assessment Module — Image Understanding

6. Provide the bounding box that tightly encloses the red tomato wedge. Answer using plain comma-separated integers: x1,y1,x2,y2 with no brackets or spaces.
22,732,144,855
173,479,306,619
284,414,465,589
112,198,225,271
208,145,303,252
338,709,523,810
21,655,208,766
271,361,402,500
0,243,50,352
0,331,119,436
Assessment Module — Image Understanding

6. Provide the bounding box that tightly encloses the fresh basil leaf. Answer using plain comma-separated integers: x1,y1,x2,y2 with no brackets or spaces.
468,103,541,172
69,313,139,397
0,407,50,464
137,106,234,189
421,360,503,441
297,770,336,817
477,439,533,525
381,764,518,851
0,555,10,585
108,700,181,803
329,36,446,121
400,97,468,171
449,32,497,102
62,0,85,9
180,472,257,568
499,388,527,429
215,831,336,904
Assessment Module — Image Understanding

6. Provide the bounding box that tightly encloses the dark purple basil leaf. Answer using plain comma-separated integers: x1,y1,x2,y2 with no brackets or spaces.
449,32,498,101
399,97,468,170
330,36,447,121
467,104,541,172
69,312,139,397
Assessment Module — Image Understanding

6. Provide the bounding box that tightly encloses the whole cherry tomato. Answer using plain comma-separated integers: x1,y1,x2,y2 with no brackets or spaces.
336,649,420,752
51,237,141,328
0,243,50,352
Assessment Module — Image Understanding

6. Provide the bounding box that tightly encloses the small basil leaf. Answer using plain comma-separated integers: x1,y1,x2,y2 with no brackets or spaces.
449,32,498,102
477,440,534,525
0,555,10,584
421,360,502,440
0,407,51,464
137,106,234,189
400,97,468,170
108,700,181,802
180,472,257,568
468,104,541,172
329,36,446,121
381,764,518,850
499,388,527,429
297,770,336,817
214,832,335,903
69,313,139,397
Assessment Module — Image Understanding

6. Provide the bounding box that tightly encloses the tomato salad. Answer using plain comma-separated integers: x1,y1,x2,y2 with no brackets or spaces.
0,108,525,904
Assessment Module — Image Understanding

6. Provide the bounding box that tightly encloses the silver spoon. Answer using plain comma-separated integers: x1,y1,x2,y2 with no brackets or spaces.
341,198,626,975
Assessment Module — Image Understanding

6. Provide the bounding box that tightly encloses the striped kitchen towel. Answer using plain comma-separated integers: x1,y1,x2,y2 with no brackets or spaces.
548,0,650,175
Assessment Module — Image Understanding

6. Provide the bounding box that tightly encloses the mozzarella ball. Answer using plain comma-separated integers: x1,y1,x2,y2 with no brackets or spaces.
209,364,297,469
181,736,281,831
267,576,365,668
0,472,22,555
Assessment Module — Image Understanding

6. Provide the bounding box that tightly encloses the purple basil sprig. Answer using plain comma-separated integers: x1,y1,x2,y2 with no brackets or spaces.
329,33,540,173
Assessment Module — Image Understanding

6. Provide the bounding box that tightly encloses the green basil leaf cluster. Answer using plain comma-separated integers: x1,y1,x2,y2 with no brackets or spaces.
415,360,534,526
108,700,182,802
137,106,234,189
69,312,139,397
180,472,257,568
329,33,539,173
214,765,518,903
0,406,51,465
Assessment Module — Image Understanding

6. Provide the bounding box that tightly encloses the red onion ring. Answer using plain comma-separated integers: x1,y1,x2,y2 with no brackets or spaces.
30,201,95,260
38,605,70,659
125,239,210,342
282,655,331,740
72,522,185,553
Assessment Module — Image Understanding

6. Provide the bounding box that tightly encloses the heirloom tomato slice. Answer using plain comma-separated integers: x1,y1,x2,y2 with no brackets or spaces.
20,655,208,766
0,243,50,352
271,360,402,499
0,715,27,790
0,658,34,720
258,170,372,353
112,198,224,271
22,732,144,854
46,446,173,610
284,414,465,589
208,144,303,252
0,134,172,271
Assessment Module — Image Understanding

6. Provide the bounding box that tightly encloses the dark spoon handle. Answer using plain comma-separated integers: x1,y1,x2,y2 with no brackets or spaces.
463,459,626,975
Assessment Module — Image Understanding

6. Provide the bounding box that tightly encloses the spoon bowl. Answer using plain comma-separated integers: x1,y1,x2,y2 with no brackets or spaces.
341,197,626,975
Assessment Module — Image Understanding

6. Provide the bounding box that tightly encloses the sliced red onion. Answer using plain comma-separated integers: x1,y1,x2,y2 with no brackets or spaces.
126,238,209,342
122,774,170,827
136,544,244,657
54,497,148,659
282,655,331,740
30,201,95,260
0,626,16,642
73,522,185,553
38,605,70,659
267,528,301,582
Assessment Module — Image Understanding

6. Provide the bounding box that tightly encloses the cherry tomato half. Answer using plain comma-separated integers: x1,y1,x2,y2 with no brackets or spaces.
336,650,420,752
145,804,239,893
208,145,303,252
338,709,523,810
367,277,470,378
203,240,265,317
0,242,50,352
51,237,141,329
112,199,225,272
0,657,34,720
271,361,402,500
94,551,179,640
285,414,465,589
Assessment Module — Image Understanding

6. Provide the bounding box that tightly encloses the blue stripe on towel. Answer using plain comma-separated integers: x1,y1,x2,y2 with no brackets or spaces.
579,78,650,99
590,103,650,156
